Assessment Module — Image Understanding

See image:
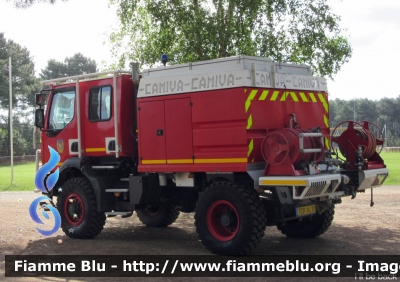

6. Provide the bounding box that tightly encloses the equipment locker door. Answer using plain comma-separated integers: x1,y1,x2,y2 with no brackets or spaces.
138,100,167,164
138,97,193,166
165,98,193,164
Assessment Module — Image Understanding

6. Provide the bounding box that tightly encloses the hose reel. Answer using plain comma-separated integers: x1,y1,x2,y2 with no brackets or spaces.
261,128,325,176
331,121,385,170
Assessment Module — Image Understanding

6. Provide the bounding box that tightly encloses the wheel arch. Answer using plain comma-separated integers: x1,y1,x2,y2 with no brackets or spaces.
205,172,255,188
53,157,116,212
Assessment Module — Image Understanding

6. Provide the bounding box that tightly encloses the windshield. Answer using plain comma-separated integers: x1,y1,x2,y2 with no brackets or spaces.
48,90,75,130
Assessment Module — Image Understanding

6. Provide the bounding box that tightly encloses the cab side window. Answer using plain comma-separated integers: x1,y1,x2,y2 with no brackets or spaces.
89,86,112,121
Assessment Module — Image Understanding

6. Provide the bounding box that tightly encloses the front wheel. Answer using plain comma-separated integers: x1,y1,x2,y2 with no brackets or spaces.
194,182,266,255
57,177,106,239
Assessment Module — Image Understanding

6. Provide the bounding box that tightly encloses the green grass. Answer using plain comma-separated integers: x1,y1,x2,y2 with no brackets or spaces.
0,152,399,191
379,152,400,185
0,162,37,192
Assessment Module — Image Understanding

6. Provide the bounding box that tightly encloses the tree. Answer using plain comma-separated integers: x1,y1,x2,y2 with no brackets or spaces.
329,98,354,126
0,33,38,109
40,53,97,80
39,60,67,80
0,33,40,154
109,0,352,77
356,98,378,122
378,97,398,126
377,96,400,146
7,0,66,8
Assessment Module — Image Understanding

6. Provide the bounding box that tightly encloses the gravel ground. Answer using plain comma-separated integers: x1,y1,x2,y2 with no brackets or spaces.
1,186,399,281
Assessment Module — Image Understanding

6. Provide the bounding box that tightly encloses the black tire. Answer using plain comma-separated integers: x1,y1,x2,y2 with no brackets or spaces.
56,177,106,239
194,181,266,255
136,201,179,227
277,202,335,238
177,189,199,213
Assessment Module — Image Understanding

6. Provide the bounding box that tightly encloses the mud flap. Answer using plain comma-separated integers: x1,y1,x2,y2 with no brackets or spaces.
129,174,161,205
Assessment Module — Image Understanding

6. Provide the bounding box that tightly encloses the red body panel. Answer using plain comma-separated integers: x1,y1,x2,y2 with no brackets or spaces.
192,89,247,160
137,88,329,173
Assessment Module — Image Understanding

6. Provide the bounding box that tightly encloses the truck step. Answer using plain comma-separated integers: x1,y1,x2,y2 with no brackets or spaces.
105,188,129,192
105,211,133,218
92,165,119,169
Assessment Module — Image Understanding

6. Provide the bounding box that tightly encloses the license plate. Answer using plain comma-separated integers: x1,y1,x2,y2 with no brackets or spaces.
296,205,316,216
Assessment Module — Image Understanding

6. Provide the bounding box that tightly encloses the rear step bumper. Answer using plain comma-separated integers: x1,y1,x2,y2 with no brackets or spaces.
259,167,390,200
259,173,342,200
357,168,389,191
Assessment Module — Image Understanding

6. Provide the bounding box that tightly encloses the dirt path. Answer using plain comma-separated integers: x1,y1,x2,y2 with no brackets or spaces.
1,186,399,281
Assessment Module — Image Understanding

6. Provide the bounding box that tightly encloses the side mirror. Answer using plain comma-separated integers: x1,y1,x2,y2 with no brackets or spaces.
35,93,47,106
35,109,44,128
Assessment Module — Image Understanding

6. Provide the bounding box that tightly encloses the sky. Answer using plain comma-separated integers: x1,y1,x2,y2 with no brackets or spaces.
0,0,118,72
0,0,399,101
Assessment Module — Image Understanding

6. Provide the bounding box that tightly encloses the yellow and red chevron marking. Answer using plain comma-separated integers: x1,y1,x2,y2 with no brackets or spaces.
318,92,331,149
244,89,259,162
245,89,327,105
247,138,254,163
244,89,330,158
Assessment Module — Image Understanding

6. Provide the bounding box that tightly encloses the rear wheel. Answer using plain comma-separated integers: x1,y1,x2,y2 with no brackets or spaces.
194,181,266,255
57,177,106,239
277,202,335,238
176,189,199,213
136,201,179,227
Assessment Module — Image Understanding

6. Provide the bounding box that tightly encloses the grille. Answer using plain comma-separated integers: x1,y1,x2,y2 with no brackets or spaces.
305,181,327,197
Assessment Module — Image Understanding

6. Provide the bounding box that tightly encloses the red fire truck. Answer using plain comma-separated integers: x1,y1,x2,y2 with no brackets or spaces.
34,56,389,255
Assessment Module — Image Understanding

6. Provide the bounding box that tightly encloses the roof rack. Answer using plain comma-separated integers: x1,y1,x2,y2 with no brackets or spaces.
41,70,131,87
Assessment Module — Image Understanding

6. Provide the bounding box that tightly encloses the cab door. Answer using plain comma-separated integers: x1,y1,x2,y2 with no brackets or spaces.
83,84,114,156
41,86,77,166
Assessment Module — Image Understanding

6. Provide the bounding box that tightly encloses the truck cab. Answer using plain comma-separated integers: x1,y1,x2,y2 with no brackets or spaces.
36,72,137,166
